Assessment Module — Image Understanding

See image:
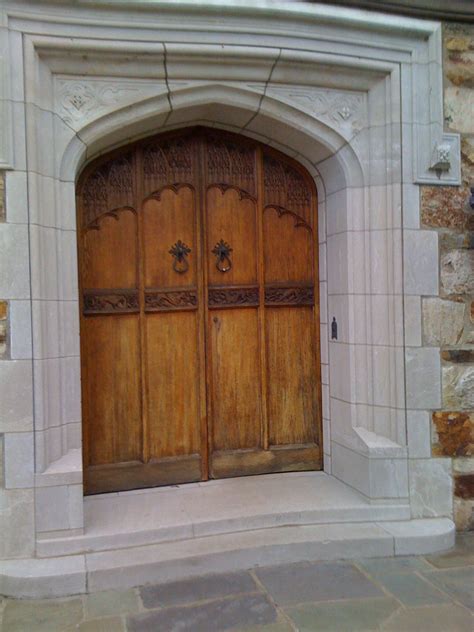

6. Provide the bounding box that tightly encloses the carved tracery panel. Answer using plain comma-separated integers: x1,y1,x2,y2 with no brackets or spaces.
81,153,135,229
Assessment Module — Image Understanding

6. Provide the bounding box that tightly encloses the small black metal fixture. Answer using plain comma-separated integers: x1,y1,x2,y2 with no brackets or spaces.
469,186,474,211
331,317,338,340
212,239,233,273
169,240,191,274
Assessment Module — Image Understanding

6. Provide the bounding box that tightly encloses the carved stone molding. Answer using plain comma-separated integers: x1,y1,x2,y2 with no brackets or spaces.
55,77,168,130
83,289,139,315
208,286,259,308
145,289,198,312
264,285,314,307
264,85,367,139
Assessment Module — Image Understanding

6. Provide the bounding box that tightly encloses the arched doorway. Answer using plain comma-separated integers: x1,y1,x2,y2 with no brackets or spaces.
77,127,322,494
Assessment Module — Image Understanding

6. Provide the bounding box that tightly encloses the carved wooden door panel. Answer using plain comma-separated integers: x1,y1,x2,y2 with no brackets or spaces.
78,128,321,495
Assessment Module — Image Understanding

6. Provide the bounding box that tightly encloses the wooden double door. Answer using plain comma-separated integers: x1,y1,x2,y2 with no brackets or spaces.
78,128,322,495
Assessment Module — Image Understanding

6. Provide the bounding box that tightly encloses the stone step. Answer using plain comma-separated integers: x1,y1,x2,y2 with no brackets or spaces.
0,518,455,598
36,472,411,558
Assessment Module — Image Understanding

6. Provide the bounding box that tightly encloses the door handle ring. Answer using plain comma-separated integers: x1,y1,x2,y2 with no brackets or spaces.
169,240,191,274
212,239,233,273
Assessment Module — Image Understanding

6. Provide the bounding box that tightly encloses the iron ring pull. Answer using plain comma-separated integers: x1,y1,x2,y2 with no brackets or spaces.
212,239,233,273
169,240,191,274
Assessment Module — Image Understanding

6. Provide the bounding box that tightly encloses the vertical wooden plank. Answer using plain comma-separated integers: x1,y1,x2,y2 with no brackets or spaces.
210,309,262,451
196,135,209,480
83,315,142,465
256,146,269,451
136,146,148,465
143,189,201,463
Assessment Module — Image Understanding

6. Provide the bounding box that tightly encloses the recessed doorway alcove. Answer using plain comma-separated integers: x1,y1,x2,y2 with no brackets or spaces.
0,1,458,598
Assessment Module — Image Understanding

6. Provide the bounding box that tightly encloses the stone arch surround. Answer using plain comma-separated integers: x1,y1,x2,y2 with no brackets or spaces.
0,1,461,596
60,81,407,506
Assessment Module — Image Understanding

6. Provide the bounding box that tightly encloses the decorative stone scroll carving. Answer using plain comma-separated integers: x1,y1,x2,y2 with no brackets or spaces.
264,285,314,306
81,154,135,228
55,78,167,129
145,289,198,312
206,136,256,198
83,289,139,315
264,85,367,137
208,286,259,308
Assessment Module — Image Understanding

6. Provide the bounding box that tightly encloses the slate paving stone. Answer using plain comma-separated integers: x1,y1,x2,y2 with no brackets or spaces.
373,571,452,607
127,593,278,632
255,561,383,606
425,534,474,569
233,618,294,632
356,555,433,576
85,589,139,619
77,616,125,632
1,597,83,632
381,603,474,631
139,571,258,608
285,597,399,631
421,567,474,610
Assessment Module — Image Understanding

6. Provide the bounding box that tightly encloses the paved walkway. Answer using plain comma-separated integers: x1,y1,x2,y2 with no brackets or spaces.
1,534,473,631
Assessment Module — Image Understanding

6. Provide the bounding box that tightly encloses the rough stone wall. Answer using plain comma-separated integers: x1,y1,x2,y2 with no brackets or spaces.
0,176,6,360
421,23,474,530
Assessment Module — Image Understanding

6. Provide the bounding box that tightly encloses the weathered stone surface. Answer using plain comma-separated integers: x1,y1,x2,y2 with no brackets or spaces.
78,617,125,632
2,597,83,632
85,589,139,619
409,459,453,518
443,364,474,409
0,301,7,358
128,594,278,632
421,567,474,609
139,572,258,608
442,350,474,363
445,51,474,89
0,488,35,558
422,298,465,345
445,87,474,134
0,173,4,221
441,249,474,295
446,37,470,52
370,571,451,607
425,532,474,566
0,434,3,488
383,604,474,632
432,411,474,457
421,186,473,230
454,473,474,499
255,562,383,605
439,231,474,251
286,598,398,632
454,498,474,531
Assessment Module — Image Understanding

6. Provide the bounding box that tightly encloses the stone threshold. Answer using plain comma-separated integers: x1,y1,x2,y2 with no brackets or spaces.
0,473,455,598
37,472,412,557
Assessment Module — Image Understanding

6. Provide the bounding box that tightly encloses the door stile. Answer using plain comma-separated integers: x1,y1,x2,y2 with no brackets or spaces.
136,147,148,464
256,146,269,451
196,136,210,480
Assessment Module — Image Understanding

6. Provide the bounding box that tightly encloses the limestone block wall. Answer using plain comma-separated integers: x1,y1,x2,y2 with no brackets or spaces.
420,23,474,531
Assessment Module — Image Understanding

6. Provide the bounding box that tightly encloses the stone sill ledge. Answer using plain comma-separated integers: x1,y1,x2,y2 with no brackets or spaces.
35,449,82,488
